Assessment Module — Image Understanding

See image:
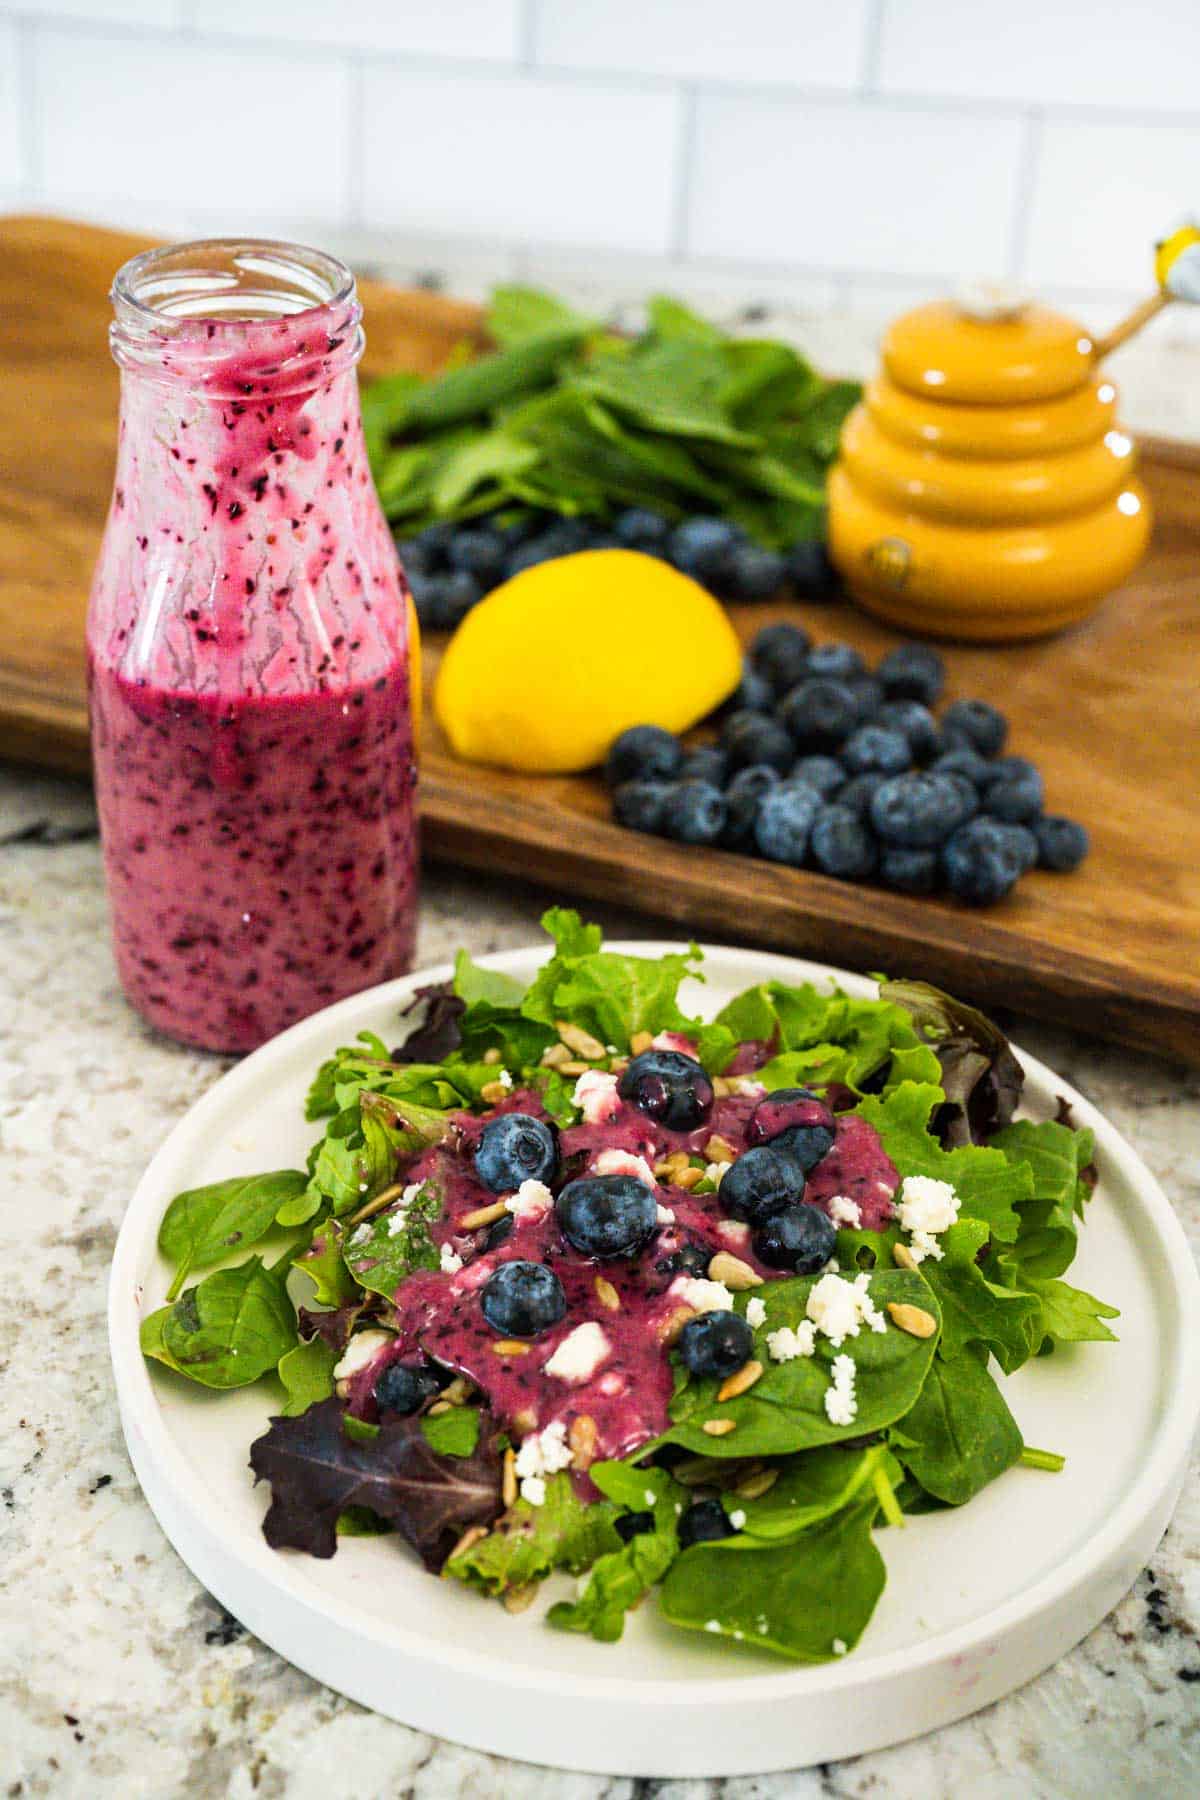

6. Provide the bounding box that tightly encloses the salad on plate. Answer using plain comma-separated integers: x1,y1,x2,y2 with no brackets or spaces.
141,912,1118,1662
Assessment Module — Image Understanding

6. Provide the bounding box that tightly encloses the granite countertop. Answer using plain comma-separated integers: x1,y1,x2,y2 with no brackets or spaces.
1,763,1197,1800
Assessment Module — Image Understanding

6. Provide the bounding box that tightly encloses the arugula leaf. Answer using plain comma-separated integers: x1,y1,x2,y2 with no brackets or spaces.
420,1407,482,1458
992,1119,1097,1280
157,1170,308,1300
892,1346,1023,1505
656,1272,939,1458
855,1083,1032,1244
277,1337,338,1416
733,1443,898,1541
547,1463,686,1643
714,983,941,1097
1011,1274,1120,1348
447,1472,621,1595
249,1398,503,1567
142,1255,297,1390
659,1495,885,1661
344,1180,443,1300
916,1218,1043,1375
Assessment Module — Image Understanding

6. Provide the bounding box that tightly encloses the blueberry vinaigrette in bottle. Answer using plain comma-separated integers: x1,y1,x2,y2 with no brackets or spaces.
87,240,419,1052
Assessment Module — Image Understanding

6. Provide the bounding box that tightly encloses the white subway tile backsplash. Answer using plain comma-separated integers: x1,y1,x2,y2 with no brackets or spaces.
687,95,1023,279
879,0,1200,114
0,20,24,196
16,1,183,23
533,0,867,91
34,29,350,224
1025,119,1200,293
192,0,521,61
361,68,680,254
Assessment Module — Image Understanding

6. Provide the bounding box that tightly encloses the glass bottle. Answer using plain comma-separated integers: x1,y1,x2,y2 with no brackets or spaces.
87,240,419,1053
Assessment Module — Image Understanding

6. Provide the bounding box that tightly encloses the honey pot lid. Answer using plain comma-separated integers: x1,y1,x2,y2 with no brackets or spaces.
882,287,1096,404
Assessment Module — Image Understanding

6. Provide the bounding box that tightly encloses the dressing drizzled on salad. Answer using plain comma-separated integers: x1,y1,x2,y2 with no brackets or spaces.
142,912,1118,1663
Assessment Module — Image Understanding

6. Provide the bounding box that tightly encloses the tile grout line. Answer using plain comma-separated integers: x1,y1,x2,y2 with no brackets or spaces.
517,0,538,69
669,85,698,263
345,55,366,232
1007,109,1045,285
859,0,888,93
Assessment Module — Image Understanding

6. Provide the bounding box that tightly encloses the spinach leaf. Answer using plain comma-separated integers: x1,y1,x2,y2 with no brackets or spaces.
447,1472,621,1595
573,341,760,448
486,285,597,347
403,327,587,432
655,1272,939,1458
733,1443,898,1541
1010,1273,1120,1348
547,1463,685,1643
916,1219,1043,1374
143,1255,297,1390
420,1407,481,1458
659,1495,885,1662
892,1346,1022,1505
157,1170,308,1300
855,1083,1033,1243
277,1337,338,1416
344,1180,443,1300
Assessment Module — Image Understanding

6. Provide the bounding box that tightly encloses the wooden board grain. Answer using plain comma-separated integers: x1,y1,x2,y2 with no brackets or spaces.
3,214,1199,1063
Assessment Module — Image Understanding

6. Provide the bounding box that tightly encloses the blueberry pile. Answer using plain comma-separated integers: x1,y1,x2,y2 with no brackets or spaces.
398,510,837,632
605,625,1089,907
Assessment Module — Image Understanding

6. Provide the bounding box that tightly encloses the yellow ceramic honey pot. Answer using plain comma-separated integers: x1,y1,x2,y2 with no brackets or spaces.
828,227,1200,640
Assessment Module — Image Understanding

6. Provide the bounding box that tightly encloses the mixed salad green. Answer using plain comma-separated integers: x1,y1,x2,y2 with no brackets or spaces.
141,912,1117,1661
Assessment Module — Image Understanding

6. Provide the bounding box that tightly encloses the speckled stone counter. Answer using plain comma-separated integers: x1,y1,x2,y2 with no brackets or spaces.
1,764,1197,1800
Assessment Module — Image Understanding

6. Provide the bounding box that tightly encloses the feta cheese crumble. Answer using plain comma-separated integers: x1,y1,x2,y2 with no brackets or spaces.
766,1321,816,1361
544,1321,611,1384
897,1175,960,1263
332,1329,392,1382
514,1420,573,1506
745,1296,767,1329
384,1180,424,1236
728,1508,747,1530
439,1244,463,1275
827,1194,862,1228
505,1178,553,1220
806,1271,887,1347
656,1204,675,1225
824,1353,858,1426
832,1637,848,1656
573,1069,621,1124
592,1147,656,1187
671,1275,734,1314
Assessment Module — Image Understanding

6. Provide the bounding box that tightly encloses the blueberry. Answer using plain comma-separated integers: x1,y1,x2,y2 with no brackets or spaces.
416,570,482,631
613,779,672,835
555,1175,659,1259
614,1509,656,1543
837,771,887,821
413,521,456,564
658,1240,711,1278
618,1050,714,1130
725,543,787,601
605,724,683,788
982,768,1044,824
754,780,822,865
875,700,942,764
810,804,878,880
669,516,740,585
679,1310,755,1378
1034,815,1090,872
395,536,433,577
373,1360,447,1415
876,643,946,706
678,744,729,786
840,725,912,778
845,673,886,726
931,746,992,789
869,771,973,848
613,507,672,551
447,527,507,587
942,818,1026,906
722,763,780,848
778,678,860,750
539,518,591,556
727,663,776,714
786,539,840,600
720,709,794,774
806,642,865,682
999,822,1040,873
481,1260,567,1336
661,779,728,846
940,771,980,823
748,1088,835,1170
751,622,812,694
718,1144,805,1225
879,847,939,894
941,699,1008,758
474,1112,559,1193
982,754,1040,788
754,1202,837,1272
505,536,561,578
791,755,845,800
678,1497,738,1549
483,1213,515,1251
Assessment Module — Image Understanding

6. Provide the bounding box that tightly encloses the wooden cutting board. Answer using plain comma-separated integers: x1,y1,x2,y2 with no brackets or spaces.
3,214,1199,1063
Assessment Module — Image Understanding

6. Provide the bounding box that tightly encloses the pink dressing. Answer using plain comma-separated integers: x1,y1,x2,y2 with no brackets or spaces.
87,242,416,1052
350,1079,899,1467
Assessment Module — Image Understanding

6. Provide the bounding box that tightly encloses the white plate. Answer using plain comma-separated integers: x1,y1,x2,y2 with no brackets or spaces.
109,945,1200,1778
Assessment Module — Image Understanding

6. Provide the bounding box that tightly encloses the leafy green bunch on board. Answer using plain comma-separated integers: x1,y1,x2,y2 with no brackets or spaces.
362,287,860,549
140,911,1117,1660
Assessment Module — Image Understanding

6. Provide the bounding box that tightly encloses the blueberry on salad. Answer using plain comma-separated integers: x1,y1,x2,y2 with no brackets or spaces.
677,1497,739,1550
481,1260,567,1336
754,1201,838,1272
679,1310,755,1378
373,1361,448,1416
555,1174,659,1259
749,1089,835,1168
618,1049,714,1130
474,1113,558,1192
719,1144,805,1224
